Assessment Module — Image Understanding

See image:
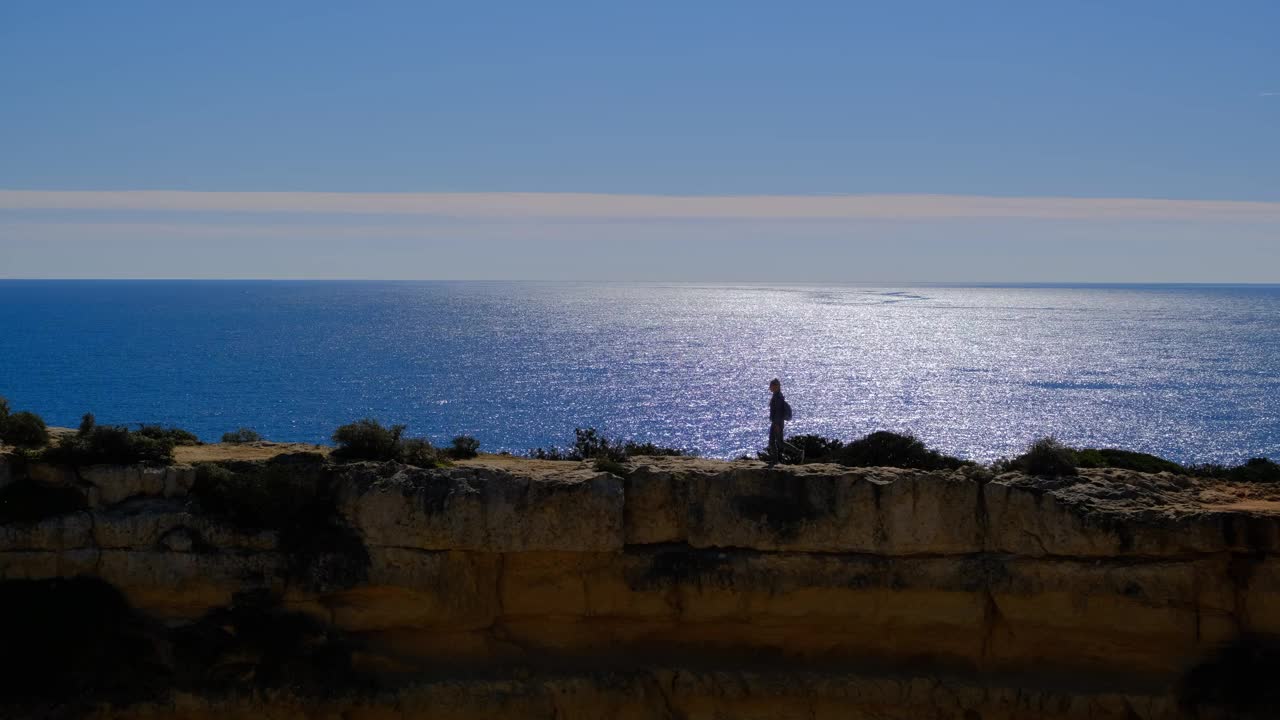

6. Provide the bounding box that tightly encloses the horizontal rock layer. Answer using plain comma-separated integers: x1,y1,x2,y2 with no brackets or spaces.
0,452,1277,719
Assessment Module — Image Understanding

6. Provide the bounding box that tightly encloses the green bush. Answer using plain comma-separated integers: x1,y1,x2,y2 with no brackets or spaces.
0,397,51,450
572,427,622,461
531,428,689,461
332,418,405,461
1074,448,1186,475
787,434,846,464
1230,458,1280,483
530,446,571,460
1002,437,1078,476
1191,458,1280,484
448,435,480,460
593,457,631,476
137,424,201,446
620,440,687,457
330,418,449,467
41,420,174,466
531,428,620,461
400,437,443,468
1,410,51,450
836,431,968,471
221,428,263,444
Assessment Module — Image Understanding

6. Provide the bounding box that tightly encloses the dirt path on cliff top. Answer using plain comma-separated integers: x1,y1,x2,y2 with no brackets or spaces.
172,443,763,480
160,443,1280,516
173,443,625,479
175,441,333,463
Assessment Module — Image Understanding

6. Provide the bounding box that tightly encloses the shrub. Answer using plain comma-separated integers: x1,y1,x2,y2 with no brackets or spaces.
572,427,623,461
1191,458,1280,484
620,440,687,457
836,431,968,471
331,419,405,462
1002,437,1078,476
1,410,50,450
530,446,571,460
448,435,480,460
0,398,51,450
330,418,450,467
137,424,201,446
1230,458,1280,483
1074,448,1186,475
221,428,263,444
400,437,443,468
593,457,631,476
41,421,174,466
787,434,846,464
530,428,619,462
531,428,689,462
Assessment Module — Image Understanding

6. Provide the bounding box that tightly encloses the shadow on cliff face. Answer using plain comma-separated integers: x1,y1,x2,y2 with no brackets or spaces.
0,475,87,524
731,471,836,539
1178,636,1280,719
0,578,167,713
191,454,370,592
628,545,735,590
171,590,363,695
0,580,368,716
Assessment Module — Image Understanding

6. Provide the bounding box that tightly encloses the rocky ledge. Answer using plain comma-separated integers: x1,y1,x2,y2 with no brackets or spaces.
1,450,1278,719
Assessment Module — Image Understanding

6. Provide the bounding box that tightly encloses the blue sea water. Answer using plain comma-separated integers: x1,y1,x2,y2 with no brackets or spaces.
0,280,1277,465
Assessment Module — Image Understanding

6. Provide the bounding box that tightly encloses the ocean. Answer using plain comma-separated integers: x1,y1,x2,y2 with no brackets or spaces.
0,280,1276,464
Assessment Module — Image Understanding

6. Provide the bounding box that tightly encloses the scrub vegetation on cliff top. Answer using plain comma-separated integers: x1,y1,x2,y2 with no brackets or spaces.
220,427,263,444
784,430,971,471
0,397,51,450
997,437,1080,476
530,427,690,462
993,437,1280,481
39,413,177,466
2,397,1275,482
0,399,205,464
136,424,202,447
777,427,1279,481
330,418,452,468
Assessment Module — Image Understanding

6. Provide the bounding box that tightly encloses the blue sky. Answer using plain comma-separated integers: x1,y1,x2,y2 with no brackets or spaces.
1,1,1277,280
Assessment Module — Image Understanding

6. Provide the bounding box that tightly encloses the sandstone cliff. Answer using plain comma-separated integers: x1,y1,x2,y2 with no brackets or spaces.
1,450,1277,719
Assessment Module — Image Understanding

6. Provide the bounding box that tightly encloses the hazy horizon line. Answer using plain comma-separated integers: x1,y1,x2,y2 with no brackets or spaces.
5,189,1280,221
3,277,1278,286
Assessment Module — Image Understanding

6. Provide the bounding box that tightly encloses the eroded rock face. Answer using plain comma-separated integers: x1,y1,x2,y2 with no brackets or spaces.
0,451,1278,719
334,463,624,552
627,462,985,553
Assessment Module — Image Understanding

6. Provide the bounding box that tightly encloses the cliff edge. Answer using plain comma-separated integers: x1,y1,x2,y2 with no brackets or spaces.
1,449,1278,719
